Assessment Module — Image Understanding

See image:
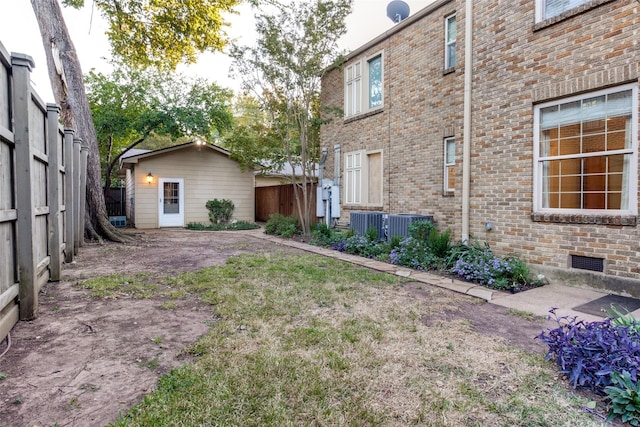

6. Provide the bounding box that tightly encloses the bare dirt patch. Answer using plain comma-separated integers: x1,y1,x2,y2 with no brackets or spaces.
0,229,553,426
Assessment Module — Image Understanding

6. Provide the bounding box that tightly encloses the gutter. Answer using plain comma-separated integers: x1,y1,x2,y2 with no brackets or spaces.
461,0,473,243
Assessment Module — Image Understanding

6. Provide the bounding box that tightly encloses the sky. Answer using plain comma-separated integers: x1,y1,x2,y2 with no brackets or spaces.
0,0,436,101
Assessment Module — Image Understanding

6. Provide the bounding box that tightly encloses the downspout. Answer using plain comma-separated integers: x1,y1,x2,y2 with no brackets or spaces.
461,0,473,243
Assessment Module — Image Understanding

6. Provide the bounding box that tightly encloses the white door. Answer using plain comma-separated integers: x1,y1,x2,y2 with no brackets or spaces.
158,178,184,227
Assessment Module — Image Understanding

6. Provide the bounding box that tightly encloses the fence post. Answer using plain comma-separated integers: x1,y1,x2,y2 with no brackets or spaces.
47,103,61,281
64,128,75,263
73,138,81,254
12,53,38,320
79,142,88,247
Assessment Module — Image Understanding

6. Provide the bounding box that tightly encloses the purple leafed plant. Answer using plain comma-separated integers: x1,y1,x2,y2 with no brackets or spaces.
537,308,640,394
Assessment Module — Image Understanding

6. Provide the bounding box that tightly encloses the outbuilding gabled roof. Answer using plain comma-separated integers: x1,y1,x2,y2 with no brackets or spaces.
119,141,232,167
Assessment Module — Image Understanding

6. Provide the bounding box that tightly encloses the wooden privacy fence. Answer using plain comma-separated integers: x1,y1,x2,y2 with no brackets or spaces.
0,41,87,342
255,183,318,223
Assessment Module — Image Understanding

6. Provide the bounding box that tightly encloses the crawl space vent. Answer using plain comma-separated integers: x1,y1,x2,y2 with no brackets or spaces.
571,255,604,273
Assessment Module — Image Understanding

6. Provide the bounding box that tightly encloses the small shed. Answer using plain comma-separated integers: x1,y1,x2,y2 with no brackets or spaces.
120,141,255,228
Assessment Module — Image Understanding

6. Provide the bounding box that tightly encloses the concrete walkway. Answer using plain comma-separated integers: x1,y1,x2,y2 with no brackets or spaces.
246,229,624,324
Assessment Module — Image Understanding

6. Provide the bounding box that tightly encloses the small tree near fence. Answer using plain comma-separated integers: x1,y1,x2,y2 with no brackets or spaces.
206,199,235,224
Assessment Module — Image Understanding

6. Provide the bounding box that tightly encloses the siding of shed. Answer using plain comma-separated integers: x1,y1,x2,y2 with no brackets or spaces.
132,147,255,228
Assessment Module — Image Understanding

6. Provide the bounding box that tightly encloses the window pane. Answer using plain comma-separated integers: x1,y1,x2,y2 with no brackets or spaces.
447,165,456,190
163,183,180,214
446,44,456,68
447,16,456,42
445,15,456,69
368,56,382,109
559,192,581,209
544,0,590,20
582,119,605,136
584,193,605,210
446,139,455,164
540,129,558,157
583,134,605,153
559,136,580,155
608,193,622,209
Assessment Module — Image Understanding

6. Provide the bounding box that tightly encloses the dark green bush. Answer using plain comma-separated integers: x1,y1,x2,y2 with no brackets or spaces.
389,237,440,270
264,213,300,237
310,223,345,247
407,220,451,259
205,199,234,224
606,370,640,425
186,221,259,231
408,220,436,241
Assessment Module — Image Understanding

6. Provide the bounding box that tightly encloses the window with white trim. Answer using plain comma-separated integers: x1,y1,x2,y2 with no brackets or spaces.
344,52,384,118
536,0,590,22
345,152,362,204
444,14,456,70
344,150,383,205
444,137,456,192
344,62,362,117
534,84,638,214
368,55,382,109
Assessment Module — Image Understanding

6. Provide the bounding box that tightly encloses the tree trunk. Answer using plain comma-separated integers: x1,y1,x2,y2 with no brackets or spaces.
31,0,130,242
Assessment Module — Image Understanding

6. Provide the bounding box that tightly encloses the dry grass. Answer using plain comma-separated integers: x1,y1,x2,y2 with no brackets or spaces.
104,252,605,426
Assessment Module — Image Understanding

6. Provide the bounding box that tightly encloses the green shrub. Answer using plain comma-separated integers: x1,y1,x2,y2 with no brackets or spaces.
205,199,234,224
186,222,206,230
365,225,380,242
310,223,345,247
605,305,640,334
408,220,436,241
448,241,535,290
407,220,451,259
389,237,440,270
606,370,640,425
265,213,300,237
186,221,259,231
340,234,385,259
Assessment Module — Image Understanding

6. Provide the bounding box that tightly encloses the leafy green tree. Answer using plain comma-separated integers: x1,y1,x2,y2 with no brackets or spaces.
221,95,282,170
230,0,352,235
86,63,234,192
30,0,240,241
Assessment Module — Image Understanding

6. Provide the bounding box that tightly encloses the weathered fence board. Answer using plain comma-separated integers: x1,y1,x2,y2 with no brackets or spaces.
0,40,84,340
255,183,318,224
0,42,19,340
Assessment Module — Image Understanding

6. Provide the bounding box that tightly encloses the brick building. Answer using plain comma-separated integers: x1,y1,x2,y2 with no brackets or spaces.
320,0,640,296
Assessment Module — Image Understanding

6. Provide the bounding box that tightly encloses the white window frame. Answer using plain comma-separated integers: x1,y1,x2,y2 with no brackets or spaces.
444,13,456,70
344,51,384,118
533,83,638,215
345,151,362,204
444,137,456,192
344,62,362,117
344,150,383,206
535,0,591,22
367,54,383,110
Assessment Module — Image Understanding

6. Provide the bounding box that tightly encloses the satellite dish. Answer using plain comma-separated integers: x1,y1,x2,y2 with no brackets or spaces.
387,0,410,23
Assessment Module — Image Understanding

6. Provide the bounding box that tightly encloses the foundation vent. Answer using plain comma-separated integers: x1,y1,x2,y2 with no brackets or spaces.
571,255,604,273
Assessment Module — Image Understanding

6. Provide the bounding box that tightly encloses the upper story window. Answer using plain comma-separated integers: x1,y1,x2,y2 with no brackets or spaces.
345,62,362,117
536,0,590,21
444,14,456,70
344,51,384,118
368,55,382,109
533,84,638,214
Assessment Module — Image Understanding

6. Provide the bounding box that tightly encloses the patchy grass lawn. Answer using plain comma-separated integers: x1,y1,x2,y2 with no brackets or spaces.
76,251,604,426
